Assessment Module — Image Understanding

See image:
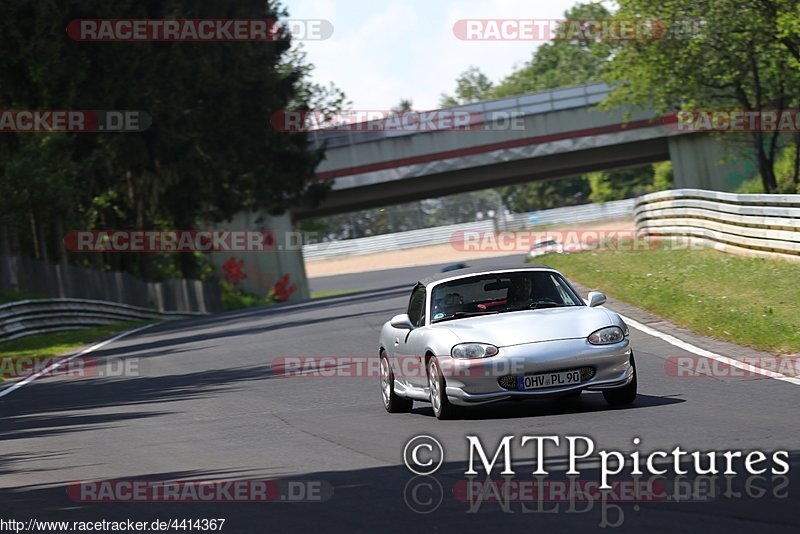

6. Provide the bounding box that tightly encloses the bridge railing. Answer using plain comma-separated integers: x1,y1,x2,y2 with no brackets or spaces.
309,83,612,149
0,298,207,343
634,189,800,261
303,199,634,260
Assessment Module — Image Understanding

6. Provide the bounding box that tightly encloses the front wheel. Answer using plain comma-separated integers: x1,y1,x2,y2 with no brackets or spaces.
603,353,637,406
428,356,461,420
380,353,413,413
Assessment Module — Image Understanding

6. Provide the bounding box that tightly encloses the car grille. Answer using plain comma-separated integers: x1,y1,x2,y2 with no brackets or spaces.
497,367,596,390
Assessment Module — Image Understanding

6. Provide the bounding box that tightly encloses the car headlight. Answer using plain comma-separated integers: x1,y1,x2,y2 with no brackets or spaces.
451,343,499,359
588,326,625,345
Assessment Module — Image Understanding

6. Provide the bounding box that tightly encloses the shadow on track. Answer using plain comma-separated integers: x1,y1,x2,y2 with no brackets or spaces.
409,392,686,420
1,454,797,534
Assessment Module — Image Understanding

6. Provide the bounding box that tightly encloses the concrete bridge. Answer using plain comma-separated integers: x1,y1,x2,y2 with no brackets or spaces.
295,83,752,218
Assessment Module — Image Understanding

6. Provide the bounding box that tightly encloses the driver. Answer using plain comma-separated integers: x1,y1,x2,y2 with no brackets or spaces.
441,292,464,316
506,276,533,309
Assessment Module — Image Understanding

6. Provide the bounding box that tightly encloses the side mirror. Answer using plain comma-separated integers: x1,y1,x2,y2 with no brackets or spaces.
587,291,607,308
390,313,415,330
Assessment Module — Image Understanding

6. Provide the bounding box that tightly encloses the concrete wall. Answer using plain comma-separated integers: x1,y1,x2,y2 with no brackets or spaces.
668,135,754,191
0,253,221,312
206,211,310,302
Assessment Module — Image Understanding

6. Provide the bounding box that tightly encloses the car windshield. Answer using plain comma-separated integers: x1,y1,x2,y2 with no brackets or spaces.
533,239,557,249
430,271,583,323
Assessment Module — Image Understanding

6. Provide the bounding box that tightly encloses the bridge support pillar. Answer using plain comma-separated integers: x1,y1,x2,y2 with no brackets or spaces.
668,134,754,191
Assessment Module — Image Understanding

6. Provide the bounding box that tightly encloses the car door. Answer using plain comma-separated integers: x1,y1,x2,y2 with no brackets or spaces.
393,284,428,388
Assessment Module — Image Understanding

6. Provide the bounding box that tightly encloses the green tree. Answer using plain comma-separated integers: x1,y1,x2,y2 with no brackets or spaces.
587,165,656,203
492,2,613,97
0,0,339,280
392,99,414,112
604,0,800,193
650,161,674,192
485,2,648,211
439,66,494,107
500,176,590,213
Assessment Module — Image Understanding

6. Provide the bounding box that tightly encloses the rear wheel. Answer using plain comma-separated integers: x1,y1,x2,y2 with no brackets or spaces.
603,353,637,406
428,356,461,420
380,353,413,413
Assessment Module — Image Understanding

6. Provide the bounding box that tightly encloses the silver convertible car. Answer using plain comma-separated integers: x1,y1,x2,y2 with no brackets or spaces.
378,265,636,419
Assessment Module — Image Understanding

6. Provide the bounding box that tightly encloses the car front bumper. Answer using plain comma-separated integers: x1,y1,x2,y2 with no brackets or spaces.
439,338,633,406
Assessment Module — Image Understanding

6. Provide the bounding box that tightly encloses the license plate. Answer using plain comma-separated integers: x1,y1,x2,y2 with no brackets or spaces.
518,369,581,390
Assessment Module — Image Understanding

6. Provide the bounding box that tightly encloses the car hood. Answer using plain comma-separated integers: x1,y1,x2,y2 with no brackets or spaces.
432,306,613,347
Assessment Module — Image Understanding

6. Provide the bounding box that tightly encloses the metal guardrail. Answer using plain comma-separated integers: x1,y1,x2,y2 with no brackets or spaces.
303,199,634,260
634,189,800,261
0,298,208,343
503,198,635,229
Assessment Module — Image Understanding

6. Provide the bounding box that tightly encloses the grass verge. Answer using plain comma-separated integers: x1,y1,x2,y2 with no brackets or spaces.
538,248,800,353
310,288,362,299
0,320,154,381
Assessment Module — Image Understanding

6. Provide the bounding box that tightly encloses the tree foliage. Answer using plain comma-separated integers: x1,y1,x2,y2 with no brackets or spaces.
604,0,800,192
493,2,613,98
439,66,494,107
0,0,338,278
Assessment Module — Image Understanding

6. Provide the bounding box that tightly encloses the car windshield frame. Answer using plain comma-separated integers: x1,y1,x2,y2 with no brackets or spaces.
428,270,584,324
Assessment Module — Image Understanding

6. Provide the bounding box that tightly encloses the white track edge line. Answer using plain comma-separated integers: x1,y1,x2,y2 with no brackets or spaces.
619,313,800,386
0,323,157,399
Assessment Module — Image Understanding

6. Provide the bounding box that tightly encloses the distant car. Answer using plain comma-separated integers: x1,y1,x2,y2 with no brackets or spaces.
440,262,468,273
378,265,636,419
527,238,563,258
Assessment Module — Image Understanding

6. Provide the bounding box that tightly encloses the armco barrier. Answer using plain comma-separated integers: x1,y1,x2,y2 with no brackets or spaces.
634,189,800,261
302,199,634,260
0,298,207,343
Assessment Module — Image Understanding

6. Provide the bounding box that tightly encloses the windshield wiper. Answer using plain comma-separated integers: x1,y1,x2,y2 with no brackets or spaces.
502,301,566,312
529,300,565,310
433,310,499,323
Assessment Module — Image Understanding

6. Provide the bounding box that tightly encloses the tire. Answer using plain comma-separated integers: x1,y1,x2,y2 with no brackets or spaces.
380,352,413,413
427,356,462,420
603,353,637,406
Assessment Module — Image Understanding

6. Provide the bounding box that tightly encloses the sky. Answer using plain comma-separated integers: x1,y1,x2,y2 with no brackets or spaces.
283,0,588,111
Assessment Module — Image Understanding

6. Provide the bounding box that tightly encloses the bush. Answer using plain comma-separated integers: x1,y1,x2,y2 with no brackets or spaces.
219,280,275,311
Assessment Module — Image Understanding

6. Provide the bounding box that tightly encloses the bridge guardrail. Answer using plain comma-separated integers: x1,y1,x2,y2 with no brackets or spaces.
303,199,634,260
0,298,208,343
634,189,800,261
309,82,612,149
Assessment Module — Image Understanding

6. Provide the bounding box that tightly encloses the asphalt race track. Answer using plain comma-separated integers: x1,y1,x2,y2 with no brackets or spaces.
2,259,799,533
